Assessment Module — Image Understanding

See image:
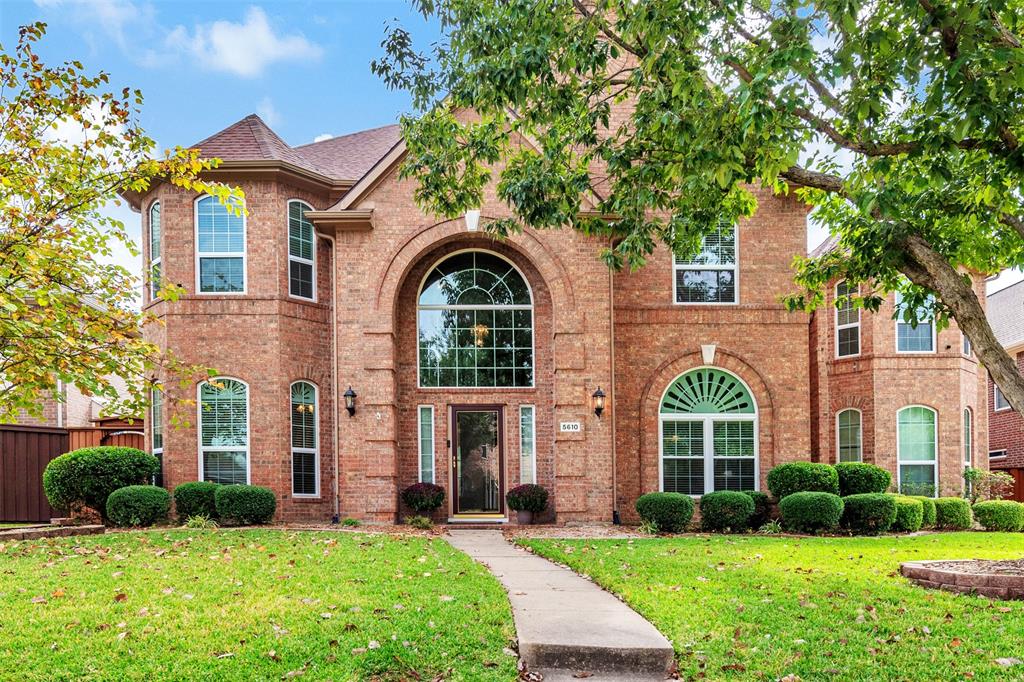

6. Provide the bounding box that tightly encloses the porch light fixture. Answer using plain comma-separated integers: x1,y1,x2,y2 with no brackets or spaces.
465,208,481,232
343,386,357,416
592,387,606,418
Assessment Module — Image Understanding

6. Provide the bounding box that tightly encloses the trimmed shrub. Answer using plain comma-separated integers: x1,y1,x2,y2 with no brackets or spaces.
890,495,924,533
105,485,170,527
779,492,844,534
506,484,549,513
972,500,1024,532
840,493,896,534
43,446,159,519
934,497,973,530
401,483,446,513
173,481,220,520
215,485,277,525
635,492,695,533
700,491,755,532
743,490,773,528
910,496,937,527
766,462,839,500
835,463,892,496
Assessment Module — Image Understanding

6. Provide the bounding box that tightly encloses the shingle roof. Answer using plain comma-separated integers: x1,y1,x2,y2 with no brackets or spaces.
808,233,839,258
987,279,1024,350
294,125,402,182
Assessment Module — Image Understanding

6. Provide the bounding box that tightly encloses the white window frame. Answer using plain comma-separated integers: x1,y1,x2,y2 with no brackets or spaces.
196,376,251,484
963,407,972,467
520,404,536,484
672,223,740,306
290,381,320,498
658,367,759,495
287,199,316,302
894,291,936,354
151,387,163,486
990,449,1007,460
961,332,972,357
896,405,938,497
194,194,247,295
836,408,863,462
418,404,435,484
835,281,860,358
148,200,161,302
994,383,1011,412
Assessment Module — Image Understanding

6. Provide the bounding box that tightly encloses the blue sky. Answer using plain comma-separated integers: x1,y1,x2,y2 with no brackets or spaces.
2,0,1018,293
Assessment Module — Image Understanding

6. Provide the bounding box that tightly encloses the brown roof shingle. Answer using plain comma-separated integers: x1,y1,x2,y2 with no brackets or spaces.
294,124,402,182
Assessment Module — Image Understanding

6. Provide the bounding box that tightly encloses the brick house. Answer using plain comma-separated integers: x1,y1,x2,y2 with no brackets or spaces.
986,280,1023,498
131,113,985,523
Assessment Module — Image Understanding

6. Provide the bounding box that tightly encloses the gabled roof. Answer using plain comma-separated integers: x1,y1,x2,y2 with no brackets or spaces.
987,279,1024,351
809,233,839,258
294,125,402,183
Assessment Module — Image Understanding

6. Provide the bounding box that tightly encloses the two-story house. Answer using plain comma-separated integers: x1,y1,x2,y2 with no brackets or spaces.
132,113,984,523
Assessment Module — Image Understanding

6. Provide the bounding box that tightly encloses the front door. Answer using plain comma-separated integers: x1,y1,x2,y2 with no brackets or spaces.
452,406,504,515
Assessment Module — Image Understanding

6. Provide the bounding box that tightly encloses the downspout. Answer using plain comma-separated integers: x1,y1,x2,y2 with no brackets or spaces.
609,244,619,524
320,232,341,523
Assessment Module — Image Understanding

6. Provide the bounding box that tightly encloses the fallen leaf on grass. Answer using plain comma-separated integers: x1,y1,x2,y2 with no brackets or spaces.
30,596,47,604
573,672,594,678
114,593,127,602
996,658,1023,667
267,650,281,662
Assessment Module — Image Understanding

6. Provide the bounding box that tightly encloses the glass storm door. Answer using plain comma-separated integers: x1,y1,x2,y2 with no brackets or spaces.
452,407,503,514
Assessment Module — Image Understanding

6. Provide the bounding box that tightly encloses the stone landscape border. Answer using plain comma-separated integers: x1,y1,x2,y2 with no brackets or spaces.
901,560,1024,600
0,524,105,541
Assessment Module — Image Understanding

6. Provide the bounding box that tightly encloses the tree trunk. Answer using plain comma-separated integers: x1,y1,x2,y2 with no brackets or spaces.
899,234,1024,414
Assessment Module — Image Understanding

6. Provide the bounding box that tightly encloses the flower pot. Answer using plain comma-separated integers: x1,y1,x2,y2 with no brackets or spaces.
516,510,534,525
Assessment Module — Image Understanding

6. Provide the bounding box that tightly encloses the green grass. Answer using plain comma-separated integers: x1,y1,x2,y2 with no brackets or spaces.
521,533,1024,681
0,529,517,681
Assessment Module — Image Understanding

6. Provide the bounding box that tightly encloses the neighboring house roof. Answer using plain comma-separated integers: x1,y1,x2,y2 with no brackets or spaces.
987,279,1024,351
808,233,839,258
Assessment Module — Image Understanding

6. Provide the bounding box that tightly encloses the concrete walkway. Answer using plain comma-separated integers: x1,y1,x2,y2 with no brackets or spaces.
446,530,673,679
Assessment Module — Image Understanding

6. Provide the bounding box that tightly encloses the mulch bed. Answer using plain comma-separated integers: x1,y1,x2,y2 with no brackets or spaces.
913,559,1024,576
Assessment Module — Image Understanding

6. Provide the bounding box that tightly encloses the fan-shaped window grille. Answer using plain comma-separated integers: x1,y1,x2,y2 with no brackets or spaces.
660,368,755,414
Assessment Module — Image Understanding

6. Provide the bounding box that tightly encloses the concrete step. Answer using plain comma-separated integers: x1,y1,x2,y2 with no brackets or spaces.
531,669,671,681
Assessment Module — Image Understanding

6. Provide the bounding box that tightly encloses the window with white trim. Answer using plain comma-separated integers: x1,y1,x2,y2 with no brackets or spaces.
962,333,972,356
520,405,536,484
673,222,737,304
291,382,318,496
835,281,860,357
151,388,163,487
990,449,1007,460
660,368,757,494
149,201,161,300
836,409,862,462
288,201,315,300
994,383,1011,411
895,291,935,353
963,407,972,495
196,195,245,293
897,406,937,497
418,405,434,484
199,378,248,484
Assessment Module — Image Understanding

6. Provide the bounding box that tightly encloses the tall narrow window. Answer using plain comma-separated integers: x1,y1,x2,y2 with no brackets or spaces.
962,333,972,357
660,368,757,494
835,281,860,357
897,406,937,496
994,382,1011,411
288,201,315,300
895,291,935,353
418,405,434,484
674,223,738,304
291,382,318,496
151,388,163,487
520,405,536,484
836,409,862,462
963,407,972,495
199,378,248,484
196,195,245,293
149,201,161,300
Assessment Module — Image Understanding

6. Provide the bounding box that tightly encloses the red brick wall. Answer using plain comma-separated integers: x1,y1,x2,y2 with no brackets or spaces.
989,350,1024,468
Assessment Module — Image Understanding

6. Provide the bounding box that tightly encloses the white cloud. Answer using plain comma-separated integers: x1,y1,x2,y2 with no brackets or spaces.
166,6,323,78
35,0,157,53
256,97,282,127
313,133,334,143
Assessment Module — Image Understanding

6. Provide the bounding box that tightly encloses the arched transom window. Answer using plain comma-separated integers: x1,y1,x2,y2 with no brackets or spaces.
660,368,758,495
418,251,534,388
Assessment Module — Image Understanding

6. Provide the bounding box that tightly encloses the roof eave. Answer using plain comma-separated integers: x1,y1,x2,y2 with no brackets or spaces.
306,208,375,234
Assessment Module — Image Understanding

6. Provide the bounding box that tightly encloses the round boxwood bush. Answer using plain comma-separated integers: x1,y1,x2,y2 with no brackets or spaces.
840,493,896,535
910,496,937,527
890,495,925,533
700,491,755,532
401,483,446,513
742,490,772,528
43,446,160,519
506,484,549,513
105,485,170,527
934,497,973,530
778,492,844,534
835,462,891,496
635,492,695,533
766,462,839,500
972,500,1024,532
215,485,277,525
173,481,220,520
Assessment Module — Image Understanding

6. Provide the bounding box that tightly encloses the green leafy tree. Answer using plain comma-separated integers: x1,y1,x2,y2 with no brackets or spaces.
374,0,1024,411
0,24,238,422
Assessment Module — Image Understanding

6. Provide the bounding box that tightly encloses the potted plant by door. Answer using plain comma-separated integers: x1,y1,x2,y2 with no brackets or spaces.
506,484,549,525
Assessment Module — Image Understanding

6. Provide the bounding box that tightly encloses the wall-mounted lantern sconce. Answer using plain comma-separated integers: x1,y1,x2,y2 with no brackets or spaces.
465,208,481,232
592,387,606,418
343,386,357,417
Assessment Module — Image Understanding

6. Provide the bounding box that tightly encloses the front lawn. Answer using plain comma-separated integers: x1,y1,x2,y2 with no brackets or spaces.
0,529,516,681
522,533,1024,681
